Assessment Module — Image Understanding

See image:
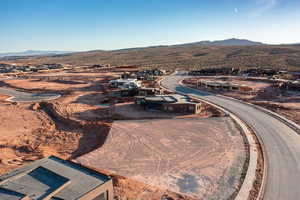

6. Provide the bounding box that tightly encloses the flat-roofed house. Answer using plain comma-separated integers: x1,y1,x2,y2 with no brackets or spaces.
137,87,161,96
109,79,141,89
197,80,251,92
136,94,202,114
0,156,114,200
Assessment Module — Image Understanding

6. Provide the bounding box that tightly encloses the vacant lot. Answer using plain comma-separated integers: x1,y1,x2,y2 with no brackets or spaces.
76,118,247,199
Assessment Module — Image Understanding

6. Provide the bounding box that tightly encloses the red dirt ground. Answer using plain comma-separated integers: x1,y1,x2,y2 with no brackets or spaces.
76,118,247,199
0,68,247,199
3,78,91,91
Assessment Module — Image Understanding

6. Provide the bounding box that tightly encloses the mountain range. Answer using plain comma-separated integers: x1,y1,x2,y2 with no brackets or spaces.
0,39,265,58
0,50,74,58
1,38,300,71
177,38,264,46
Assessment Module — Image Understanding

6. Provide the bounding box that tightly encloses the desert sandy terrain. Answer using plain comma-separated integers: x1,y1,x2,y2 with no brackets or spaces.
3,78,91,91
0,68,247,199
76,118,247,199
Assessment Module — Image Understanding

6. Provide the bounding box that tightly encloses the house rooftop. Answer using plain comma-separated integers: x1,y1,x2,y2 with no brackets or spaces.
201,80,245,87
142,94,199,104
109,78,138,83
144,95,177,103
0,156,111,200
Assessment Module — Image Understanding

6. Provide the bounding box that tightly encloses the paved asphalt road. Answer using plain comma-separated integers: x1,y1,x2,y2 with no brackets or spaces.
162,73,300,200
0,87,60,102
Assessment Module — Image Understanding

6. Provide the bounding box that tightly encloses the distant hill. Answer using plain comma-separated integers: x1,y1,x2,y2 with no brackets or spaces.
177,38,264,47
0,39,269,59
111,38,264,52
2,39,300,71
0,50,74,58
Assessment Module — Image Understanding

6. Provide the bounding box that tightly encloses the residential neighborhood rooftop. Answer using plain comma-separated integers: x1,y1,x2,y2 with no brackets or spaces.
0,156,112,200
140,94,199,105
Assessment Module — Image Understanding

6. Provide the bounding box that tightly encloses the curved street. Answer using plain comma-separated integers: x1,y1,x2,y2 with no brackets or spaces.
0,87,60,102
161,72,300,200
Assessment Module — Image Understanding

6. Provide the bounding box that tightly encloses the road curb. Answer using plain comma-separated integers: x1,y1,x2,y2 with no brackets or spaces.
183,76,300,134
179,81,268,200
214,94,300,134
158,76,261,200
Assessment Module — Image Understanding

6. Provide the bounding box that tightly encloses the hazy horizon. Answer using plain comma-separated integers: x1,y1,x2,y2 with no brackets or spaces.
0,37,299,55
1,0,300,53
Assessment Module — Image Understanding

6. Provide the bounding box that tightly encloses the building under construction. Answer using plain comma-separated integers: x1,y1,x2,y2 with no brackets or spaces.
197,80,252,92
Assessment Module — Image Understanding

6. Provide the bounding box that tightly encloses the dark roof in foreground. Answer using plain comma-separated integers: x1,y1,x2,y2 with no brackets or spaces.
0,156,111,200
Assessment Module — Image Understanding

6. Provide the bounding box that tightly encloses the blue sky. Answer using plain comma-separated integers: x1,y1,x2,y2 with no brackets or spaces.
0,0,300,53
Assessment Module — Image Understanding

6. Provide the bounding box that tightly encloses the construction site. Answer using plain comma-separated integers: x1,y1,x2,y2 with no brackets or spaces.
0,65,249,200
2,1,300,198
